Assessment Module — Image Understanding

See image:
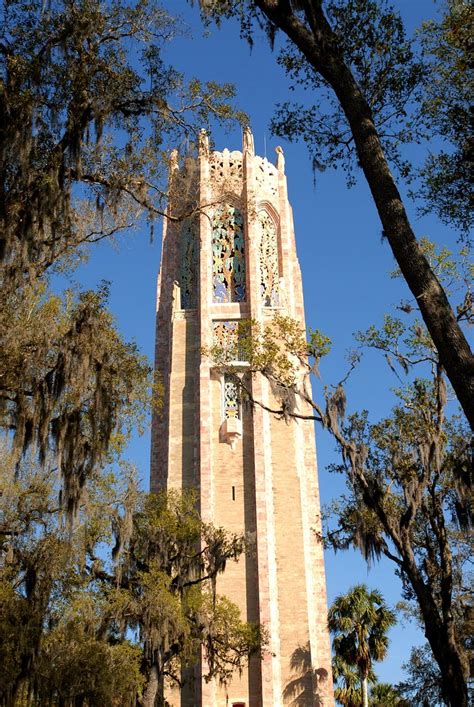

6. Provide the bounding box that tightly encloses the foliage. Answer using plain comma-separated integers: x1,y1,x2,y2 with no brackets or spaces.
0,457,263,705
332,654,376,707
397,644,445,707
110,489,263,697
204,313,330,421
200,0,474,432
0,281,152,516
328,584,395,707
415,2,474,236
0,0,243,292
369,682,408,706
272,0,424,183
327,247,472,704
323,353,472,705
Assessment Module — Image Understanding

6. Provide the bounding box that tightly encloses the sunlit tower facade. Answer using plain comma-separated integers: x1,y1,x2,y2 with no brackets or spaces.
150,129,334,706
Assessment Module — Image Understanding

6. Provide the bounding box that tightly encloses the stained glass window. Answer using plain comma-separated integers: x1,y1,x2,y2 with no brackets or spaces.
259,211,280,307
224,375,240,419
212,204,246,303
179,220,197,309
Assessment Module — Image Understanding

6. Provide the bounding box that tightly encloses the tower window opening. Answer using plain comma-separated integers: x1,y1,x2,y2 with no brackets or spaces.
213,320,246,361
212,204,246,303
179,219,197,309
232,485,235,501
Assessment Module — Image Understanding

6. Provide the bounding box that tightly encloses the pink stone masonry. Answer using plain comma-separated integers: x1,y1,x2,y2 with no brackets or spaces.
150,129,334,706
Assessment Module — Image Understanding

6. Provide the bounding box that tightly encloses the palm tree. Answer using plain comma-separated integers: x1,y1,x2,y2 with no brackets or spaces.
332,654,376,707
370,682,409,706
328,584,396,707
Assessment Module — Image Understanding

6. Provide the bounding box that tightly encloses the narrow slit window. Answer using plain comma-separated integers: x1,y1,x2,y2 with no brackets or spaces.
179,219,197,309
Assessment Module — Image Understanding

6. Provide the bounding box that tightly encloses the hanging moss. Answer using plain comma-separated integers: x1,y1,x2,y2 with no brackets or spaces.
0,0,242,295
1,284,152,519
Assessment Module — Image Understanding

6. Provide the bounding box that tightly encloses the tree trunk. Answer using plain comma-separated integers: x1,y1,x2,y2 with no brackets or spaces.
423,619,468,707
255,0,474,430
360,672,368,707
352,455,468,705
141,664,159,707
397,540,468,707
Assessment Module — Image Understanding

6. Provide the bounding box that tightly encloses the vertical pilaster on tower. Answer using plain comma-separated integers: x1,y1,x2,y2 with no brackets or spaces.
150,129,334,706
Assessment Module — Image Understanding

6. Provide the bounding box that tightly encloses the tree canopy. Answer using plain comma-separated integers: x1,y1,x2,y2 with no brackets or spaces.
415,1,473,235
0,0,242,511
1,0,242,291
397,644,446,707
1,282,152,516
0,3,262,705
0,457,263,706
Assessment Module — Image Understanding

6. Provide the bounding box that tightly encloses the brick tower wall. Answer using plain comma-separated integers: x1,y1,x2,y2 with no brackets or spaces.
150,130,334,707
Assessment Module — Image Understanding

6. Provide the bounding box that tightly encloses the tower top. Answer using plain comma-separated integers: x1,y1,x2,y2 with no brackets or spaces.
195,127,285,172
169,128,287,211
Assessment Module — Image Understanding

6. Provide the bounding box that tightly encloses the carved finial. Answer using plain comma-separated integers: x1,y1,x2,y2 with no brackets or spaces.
170,148,179,171
243,127,255,156
199,128,209,155
275,145,285,171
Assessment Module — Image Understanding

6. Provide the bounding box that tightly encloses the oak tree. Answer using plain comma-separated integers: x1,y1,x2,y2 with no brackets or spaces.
0,457,263,706
0,0,241,510
199,0,474,428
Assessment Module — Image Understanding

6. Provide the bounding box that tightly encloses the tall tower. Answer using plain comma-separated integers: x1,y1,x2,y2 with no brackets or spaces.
150,129,334,706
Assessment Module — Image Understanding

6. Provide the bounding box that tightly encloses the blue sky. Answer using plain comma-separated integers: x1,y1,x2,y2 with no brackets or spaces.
66,0,466,688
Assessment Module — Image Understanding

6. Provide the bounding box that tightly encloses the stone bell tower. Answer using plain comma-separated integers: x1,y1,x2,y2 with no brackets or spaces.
150,129,334,706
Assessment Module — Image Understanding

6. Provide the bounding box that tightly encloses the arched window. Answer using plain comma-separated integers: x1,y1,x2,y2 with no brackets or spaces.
179,219,197,309
212,204,246,303
258,210,280,307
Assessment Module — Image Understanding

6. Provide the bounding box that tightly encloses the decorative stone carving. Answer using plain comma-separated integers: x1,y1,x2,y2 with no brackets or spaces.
213,320,245,360
199,128,209,155
224,375,240,419
243,127,255,156
212,204,246,303
209,150,243,193
220,373,242,448
259,211,280,307
210,152,225,181
275,145,285,171
254,156,278,199
220,416,242,450
179,219,197,309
